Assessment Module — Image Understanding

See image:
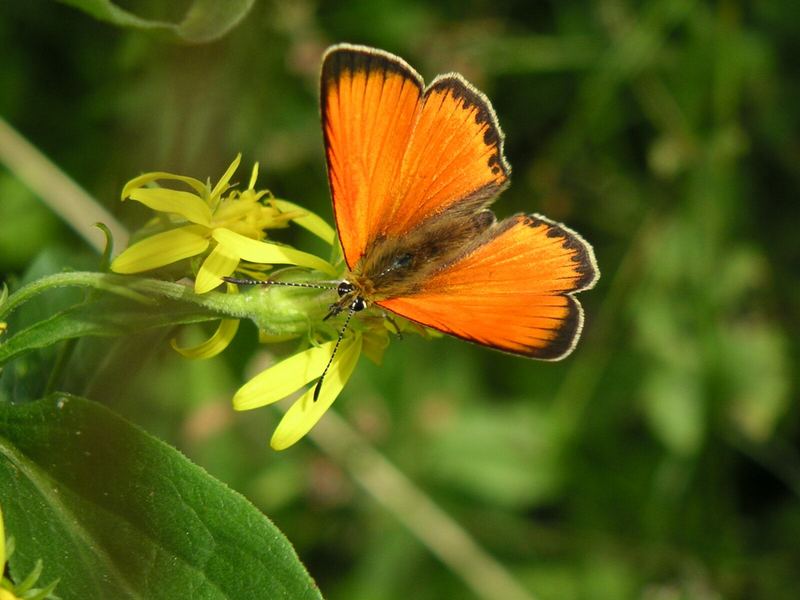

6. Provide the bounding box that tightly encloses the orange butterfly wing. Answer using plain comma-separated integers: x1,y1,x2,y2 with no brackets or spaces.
321,45,510,268
321,45,422,269
377,214,599,359
322,44,598,358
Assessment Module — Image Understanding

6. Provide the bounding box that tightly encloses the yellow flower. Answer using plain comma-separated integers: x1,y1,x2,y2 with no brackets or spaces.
111,155,337,293
234,333,363,450
112,155,339,361
110,156,418,449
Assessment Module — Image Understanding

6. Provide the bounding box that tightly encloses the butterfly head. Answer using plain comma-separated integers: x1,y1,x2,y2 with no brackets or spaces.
324,280,368,321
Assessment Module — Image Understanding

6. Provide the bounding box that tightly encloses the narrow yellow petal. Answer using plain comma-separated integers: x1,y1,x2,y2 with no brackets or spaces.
248,162,260,189
270,334,362,450
234,340,337,411
271,199,336,245
171,318,240,359
121,172,207,199
128,188,212,226
209,154,242,203
111,225,210,273
212,228,337,275
195,242,240,293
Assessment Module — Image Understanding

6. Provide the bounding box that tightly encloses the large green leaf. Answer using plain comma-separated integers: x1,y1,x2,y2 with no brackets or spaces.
58,0,255,43
0,395,323,599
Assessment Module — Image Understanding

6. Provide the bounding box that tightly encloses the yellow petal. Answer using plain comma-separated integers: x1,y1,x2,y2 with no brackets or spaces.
209,153,242,204
128,188,212,226
111,225,210,273
171,318,240,359
121,172,206,199
234,340,337,411
212,228,337,275
195,242,240,293
248,162,260,189
270,334,362,450
271,199,336,245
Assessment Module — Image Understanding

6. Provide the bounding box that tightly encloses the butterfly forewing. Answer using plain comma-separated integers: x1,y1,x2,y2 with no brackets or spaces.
384,75,510,237
321,46,511,268
321,45,423,269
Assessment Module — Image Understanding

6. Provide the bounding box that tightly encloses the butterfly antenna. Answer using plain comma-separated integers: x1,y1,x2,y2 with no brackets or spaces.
222,276,336,290
313,305,356,401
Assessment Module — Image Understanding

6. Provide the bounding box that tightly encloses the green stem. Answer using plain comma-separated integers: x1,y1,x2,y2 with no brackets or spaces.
1,271,332,338
1,272,150,320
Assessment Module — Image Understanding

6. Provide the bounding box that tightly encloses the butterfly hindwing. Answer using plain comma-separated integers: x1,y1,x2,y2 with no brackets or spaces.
377,214,599,359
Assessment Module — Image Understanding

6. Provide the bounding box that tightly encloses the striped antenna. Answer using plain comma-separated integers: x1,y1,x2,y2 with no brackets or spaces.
222,276,337,290
313,305,356,401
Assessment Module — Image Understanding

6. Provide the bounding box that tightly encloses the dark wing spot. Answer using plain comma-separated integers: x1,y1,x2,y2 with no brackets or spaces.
521,214,540,228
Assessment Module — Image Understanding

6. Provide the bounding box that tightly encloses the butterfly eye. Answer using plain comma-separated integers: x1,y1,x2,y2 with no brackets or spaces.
351,297,367,312
337,281,355,297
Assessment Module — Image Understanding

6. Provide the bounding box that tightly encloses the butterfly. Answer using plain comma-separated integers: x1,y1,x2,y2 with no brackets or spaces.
229,44,598,394
319,44,598,354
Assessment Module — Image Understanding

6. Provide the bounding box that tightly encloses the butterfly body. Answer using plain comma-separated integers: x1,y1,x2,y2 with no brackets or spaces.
321,44,599,359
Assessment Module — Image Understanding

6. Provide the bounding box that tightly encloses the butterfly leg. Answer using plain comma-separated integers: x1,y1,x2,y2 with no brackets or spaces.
382,312,404,340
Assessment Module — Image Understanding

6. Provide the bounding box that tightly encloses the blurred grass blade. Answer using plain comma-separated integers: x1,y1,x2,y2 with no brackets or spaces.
0,118,129,253
307,408,537,600
58,0,255,43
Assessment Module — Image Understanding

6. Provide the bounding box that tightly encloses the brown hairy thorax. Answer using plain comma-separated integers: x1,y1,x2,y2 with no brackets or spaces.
349,190,505,303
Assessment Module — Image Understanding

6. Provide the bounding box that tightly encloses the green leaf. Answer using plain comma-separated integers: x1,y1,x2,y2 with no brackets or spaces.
0,297,217,367
0,395,323,599
58,0,255,44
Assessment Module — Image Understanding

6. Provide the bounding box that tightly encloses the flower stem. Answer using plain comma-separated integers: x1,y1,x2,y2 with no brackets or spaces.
0,272,151,320
1,271,330,338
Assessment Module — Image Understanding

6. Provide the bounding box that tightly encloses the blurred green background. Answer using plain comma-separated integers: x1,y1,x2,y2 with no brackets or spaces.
2,1,799,598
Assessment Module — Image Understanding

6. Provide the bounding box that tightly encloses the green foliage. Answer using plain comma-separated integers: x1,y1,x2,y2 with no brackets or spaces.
0,395,322,599
58,0,255,43
0,294,216,366
1,1,799,599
